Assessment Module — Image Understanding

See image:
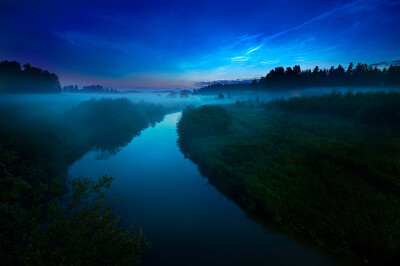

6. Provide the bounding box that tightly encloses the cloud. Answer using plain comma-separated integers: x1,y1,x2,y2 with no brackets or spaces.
231,56,249,62
255,0,369,46
57,32,121,49
370,60,400,66
259,59,280,65
245,44,264,54
209,1,368,72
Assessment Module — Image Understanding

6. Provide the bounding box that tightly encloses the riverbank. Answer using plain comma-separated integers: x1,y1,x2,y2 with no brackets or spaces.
0,97,164,264
69,112,335,265
177,92,400,264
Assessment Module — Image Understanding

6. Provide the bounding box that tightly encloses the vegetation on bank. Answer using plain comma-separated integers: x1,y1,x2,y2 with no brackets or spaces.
64,97,165,157
177,91,400,264
196,62,400,94
0,97,165,264
267,90,400,125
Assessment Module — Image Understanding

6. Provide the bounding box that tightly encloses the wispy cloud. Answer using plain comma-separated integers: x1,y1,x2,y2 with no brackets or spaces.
57,32,123,50
231,56,249,62
370,59,400,66
259,59,280,65
259,0,367,44
245,44,264,54
187,0,378,76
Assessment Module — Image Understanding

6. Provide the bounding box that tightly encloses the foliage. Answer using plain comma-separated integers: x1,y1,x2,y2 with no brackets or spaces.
64,97,165,155
0,97,164,264
177,95,400,264
24,175,149,265
266,90,400,125
177,105,232,153
0,60,61,93
0,97,165,181
0,160,149,265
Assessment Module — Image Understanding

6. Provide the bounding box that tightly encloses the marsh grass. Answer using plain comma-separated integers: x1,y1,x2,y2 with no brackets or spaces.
177,92,400,264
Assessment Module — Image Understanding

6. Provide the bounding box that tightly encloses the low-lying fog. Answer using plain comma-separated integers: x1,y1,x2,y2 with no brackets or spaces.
2,87,397,120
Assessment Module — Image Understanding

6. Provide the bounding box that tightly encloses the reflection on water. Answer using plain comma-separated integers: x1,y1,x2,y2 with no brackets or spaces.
68,112,334,265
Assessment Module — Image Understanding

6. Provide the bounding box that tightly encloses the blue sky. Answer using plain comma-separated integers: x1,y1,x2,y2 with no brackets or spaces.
1,0,400,90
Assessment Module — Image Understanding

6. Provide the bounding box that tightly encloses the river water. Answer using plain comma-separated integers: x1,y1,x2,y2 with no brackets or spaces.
68,111,334,265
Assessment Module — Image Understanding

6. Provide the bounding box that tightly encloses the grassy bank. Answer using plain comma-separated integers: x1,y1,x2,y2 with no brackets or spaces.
0,97,165,264
177,92,400,264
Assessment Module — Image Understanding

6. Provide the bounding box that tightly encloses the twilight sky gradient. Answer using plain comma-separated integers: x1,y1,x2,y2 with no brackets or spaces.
1,0,400,90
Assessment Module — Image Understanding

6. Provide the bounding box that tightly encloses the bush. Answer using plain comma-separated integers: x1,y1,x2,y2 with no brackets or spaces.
178,105,232,137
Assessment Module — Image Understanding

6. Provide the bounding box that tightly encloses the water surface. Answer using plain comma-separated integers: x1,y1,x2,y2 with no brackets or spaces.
69,112,334,265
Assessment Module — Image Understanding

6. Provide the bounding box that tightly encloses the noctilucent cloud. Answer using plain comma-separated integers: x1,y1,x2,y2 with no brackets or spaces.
1,0,400,90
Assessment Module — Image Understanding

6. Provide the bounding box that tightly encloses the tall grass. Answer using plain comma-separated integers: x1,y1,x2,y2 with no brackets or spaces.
267,90,400,125
177,94,400,264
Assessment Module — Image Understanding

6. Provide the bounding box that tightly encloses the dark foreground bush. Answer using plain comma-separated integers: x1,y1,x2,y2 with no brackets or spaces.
0,164,149,265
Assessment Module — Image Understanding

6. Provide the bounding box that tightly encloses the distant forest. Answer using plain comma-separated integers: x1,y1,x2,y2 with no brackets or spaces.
63,84,119,94
2,60,400,94
196,62,400,93
0,60,61,93
0,60,118,94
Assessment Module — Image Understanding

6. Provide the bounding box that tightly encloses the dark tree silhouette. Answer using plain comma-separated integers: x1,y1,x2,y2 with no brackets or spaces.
0,60,61,93
62,84,119,94
196,62,400,94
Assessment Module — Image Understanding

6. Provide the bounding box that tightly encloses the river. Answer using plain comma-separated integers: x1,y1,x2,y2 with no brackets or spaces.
68,111,335,265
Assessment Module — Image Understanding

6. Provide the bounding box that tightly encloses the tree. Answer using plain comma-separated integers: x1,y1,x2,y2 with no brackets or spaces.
0,60,61,93
337,64,345,74
347,62,354,74
196,61,400,93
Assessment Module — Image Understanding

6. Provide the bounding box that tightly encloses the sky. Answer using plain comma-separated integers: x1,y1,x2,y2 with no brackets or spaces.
1,0,400,90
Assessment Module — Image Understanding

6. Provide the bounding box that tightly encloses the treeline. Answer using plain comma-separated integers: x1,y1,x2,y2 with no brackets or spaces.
63,84,119,94
0,59,121,94
196,62,400,93
0,60,61,93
